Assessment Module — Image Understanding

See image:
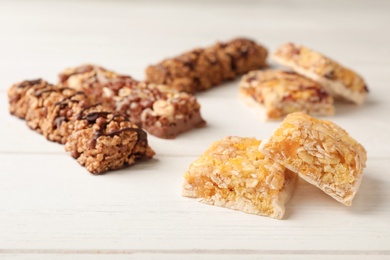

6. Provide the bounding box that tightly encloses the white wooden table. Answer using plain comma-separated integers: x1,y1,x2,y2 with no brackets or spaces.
1,0,389,259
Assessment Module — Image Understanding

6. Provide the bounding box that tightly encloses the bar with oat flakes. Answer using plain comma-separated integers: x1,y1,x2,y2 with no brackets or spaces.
182,136,297,219
259,112,367,206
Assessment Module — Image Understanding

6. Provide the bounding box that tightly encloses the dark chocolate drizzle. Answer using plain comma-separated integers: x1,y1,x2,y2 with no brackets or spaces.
81,111,147,150
76,103,104,120
18,79,42,88
54,92,86,109
226,53,237,71
34,88,57,97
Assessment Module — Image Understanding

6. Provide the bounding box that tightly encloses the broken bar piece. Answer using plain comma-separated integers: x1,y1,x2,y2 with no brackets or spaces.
259,112,367,206
183,136,297,219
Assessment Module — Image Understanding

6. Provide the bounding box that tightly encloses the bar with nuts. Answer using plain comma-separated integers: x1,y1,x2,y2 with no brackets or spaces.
259,112,367,206
272,42,368,105
59,64,206,139
146,38,268,93
239,70,334,120
182,136,297,219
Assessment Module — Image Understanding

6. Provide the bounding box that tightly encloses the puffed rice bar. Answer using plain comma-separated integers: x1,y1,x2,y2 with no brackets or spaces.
65,108,155,174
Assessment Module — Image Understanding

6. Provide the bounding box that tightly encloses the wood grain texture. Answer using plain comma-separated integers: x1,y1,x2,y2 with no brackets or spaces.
0,0,389,258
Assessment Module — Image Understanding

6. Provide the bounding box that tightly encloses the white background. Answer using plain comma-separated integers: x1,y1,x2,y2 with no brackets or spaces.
0,0,389,259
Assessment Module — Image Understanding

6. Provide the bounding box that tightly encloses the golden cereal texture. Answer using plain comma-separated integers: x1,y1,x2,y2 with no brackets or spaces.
182,136,297,219
259,112,367,206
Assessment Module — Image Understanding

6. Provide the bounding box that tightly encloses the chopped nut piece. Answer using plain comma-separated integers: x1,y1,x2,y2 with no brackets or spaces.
272,43,368,104
259,112,367,206
239,70,334,120
183,136,297,219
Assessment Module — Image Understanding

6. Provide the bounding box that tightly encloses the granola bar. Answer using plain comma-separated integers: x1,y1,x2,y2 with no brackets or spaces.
8,79,54,119
65,109,155,174
59,64,206,139
259,112,367,206
272,43,368,105
10,82,78,134
239,70,334,120
41,91,92,144
146,38,268,93
182,136,297,219
8,78,155,174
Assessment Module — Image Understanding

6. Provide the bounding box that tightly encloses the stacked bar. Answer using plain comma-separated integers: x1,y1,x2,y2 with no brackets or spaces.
146,38,268,93
272,42,368,105
7,79,154,174
239,70,334,120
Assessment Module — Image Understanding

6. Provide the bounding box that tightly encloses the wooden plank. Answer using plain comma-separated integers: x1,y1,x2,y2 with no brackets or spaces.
0,155,388,251
0,0,389,258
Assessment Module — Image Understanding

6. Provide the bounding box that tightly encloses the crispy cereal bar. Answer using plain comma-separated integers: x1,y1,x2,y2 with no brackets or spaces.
8,78,155,174
65,110,155,174
259,112,367,206
239,70,334,120
41,91,93,144
8,79,54,119
11,82,78,134
272,43,368,105
146,38,268,93
182,136,297,219
59,64,206,139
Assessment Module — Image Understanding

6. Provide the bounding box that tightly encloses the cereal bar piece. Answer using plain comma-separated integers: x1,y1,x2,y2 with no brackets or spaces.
259,112,367,206
59,64,138,105
239,70,334,120
41,91,92,144
59,64,206,139
7,79,53,119
146,38,268,93
116,83,205,139
65,110,155,174
272,43,368,104
23,86,78,134
182,136,297,219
